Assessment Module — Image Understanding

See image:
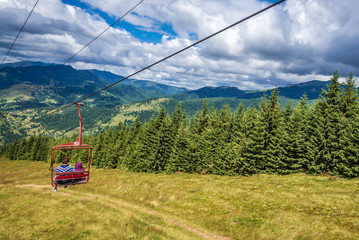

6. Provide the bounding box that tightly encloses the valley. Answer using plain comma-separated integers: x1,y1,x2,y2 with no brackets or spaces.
0,62,329,147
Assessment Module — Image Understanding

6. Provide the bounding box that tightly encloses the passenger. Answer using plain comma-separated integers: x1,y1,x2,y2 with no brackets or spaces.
75,162,84,172
52,157,74,191
56,157,75,174
75,162,87,182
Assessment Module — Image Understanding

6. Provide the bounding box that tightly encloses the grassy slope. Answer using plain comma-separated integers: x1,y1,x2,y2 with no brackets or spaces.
1,159,358,240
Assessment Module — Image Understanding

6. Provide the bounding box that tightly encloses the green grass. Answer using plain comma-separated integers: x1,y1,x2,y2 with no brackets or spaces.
1,159,358,239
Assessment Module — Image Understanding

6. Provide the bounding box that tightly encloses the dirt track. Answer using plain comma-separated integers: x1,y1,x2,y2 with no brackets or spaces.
16,184,231,240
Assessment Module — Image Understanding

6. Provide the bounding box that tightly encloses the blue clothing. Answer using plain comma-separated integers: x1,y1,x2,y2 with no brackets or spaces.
55,164,74,184
56,164,75,173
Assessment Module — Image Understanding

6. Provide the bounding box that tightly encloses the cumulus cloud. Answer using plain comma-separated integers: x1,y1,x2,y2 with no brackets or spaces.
0,0,358,90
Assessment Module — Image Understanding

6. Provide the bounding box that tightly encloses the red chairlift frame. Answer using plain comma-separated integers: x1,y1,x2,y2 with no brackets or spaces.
50,103,93,187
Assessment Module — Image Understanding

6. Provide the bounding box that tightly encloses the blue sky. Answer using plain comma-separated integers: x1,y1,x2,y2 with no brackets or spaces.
0,0,358,90
61,0,178,44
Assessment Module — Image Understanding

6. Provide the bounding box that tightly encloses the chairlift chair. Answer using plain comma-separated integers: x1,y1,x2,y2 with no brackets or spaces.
50,103,92,188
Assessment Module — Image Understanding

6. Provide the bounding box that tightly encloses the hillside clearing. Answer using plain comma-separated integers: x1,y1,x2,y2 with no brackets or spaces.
1,159,358,239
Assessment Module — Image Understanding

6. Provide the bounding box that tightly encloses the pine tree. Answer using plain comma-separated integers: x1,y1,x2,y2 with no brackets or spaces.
111,122,128,168
92,132,105,168
192,99,209,135
285,95,309,171
37,134,49,162
8,139,19,160
153,114,174,172
128,110,164,172
242,106,263,175
232,103,245,143
171,102,184,135
166,122,191,173
337,73,359,177
341,73,358,119
122,117,142,169
337,116,359,177
317,71,343,175
262,89,282,173
30,135,41,161
218,105,233,143
306,101,327,174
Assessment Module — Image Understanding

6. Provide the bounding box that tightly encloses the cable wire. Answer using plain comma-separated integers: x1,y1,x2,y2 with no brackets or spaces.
1,0,40,65
38,0,286,118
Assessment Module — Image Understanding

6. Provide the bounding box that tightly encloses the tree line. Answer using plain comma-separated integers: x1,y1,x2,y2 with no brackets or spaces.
1,72,358,178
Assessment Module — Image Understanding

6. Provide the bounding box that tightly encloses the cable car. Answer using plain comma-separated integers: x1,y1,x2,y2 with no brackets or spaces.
50,103,92,190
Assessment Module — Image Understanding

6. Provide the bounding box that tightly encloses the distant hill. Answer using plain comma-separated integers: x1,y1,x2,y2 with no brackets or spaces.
0,63,169,146
173,80,332,100
244,80,331,100
90,69,188,95
1,61,187,96
1,61,333,101
174,86,247,100
0,61,55,69
0,64,109,89
0,61,345,148
0,64,165,108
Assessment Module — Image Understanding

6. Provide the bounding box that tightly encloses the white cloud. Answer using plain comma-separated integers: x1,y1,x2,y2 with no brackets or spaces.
0,0,358,90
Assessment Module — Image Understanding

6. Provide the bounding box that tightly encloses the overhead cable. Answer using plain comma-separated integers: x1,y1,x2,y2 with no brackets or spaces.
39,0,286,118
1,0,40,65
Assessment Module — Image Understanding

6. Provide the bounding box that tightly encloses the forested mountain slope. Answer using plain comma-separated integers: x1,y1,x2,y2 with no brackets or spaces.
0,62,355,150
0,63,166,146
173,80,331,100
90,69,188,95
2,72,358,178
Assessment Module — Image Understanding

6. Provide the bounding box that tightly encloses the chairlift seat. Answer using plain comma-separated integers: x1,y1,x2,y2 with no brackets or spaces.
54,171,89,186
50,103,93,188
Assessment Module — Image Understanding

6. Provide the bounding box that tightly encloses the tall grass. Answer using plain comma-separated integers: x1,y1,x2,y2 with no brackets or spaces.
1,159,358,239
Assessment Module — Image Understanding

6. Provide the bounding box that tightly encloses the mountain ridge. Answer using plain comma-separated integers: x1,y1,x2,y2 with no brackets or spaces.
0,61,333,100
0,61,343,147
173,80,332,100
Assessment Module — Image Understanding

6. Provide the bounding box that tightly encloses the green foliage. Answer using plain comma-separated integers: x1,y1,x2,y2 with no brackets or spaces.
1,72,359,178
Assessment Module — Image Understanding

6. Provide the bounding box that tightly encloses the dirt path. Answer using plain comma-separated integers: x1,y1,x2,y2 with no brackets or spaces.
15,184,231,240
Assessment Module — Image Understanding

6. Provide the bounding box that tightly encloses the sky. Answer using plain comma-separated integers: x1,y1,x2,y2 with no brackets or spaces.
0,0,358,90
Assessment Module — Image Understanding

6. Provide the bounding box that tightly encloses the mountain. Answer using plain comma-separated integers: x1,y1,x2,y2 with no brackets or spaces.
244,80,331,100
0,64,109,89
0,61,342,148
173,80,332,100
0,63,167,146
174,86,247,100
0,61,55,69
1,61,187,96
1,61,331,101
90,69,188,95
0,64,165,108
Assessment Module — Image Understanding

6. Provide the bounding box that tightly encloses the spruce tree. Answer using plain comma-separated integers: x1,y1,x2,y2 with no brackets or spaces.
337,74,359,177
261,89,281,173
286,95,309,171
166,122,191,173
122,117,142,169
341,73,358,119
171,103,184,135
232,103,245,144
337,116,359,177
192,99,209,135
242,106,264,175
306,101,327,174
317,71,343,175
128,111,163,172
153,114,174,172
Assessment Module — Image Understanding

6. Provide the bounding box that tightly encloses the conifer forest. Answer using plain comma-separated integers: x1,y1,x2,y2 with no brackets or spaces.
1,72,358,178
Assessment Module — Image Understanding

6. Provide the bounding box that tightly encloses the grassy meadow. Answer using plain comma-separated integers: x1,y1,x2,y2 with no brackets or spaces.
1,158,358,240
